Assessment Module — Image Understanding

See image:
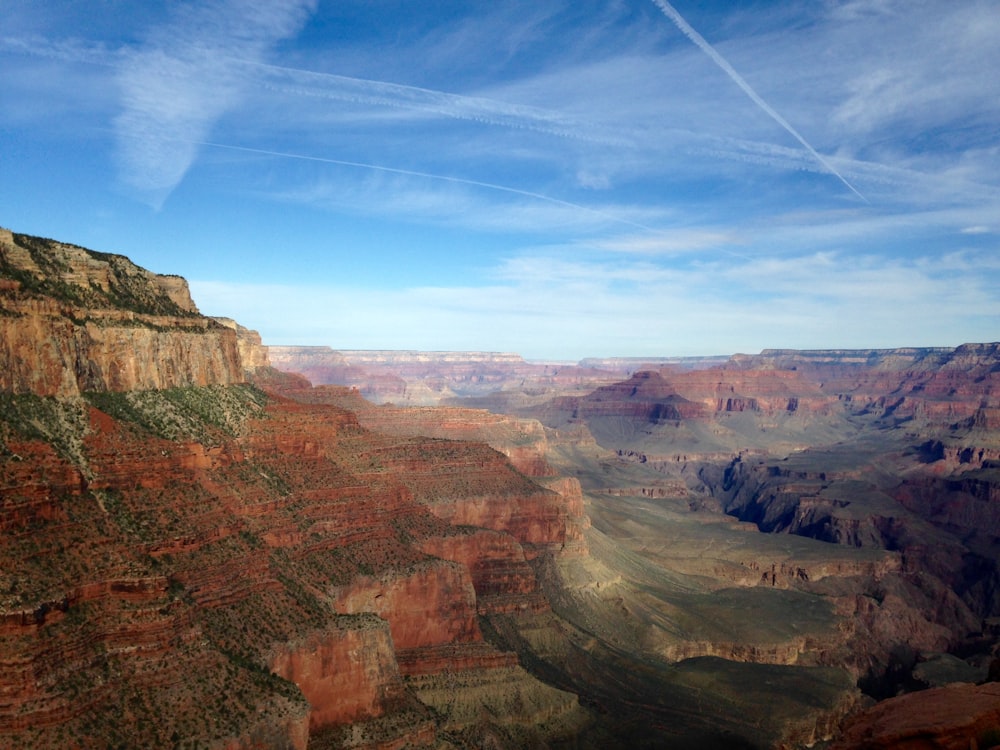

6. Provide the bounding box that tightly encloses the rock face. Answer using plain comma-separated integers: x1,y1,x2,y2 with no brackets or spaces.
212,317,271,373
269,617,403,729
0,228,246,396
0,230,591,749
829,682,1000,750
0,375,586,748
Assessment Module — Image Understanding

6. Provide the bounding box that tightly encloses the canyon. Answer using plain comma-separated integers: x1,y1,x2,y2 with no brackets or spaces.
2,228,999,748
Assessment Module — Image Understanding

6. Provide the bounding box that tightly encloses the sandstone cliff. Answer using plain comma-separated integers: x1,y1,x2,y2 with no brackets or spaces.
212,317,271,373
0,229,246,396
0,230,592,748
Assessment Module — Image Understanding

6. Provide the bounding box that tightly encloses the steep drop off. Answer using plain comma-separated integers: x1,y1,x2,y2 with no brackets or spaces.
0,231,589,748
280,342,1000,745
0,229,246,397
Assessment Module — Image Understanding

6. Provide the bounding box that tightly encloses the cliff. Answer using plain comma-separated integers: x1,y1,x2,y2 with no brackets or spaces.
212,317,271,373
0,376,588,747
0,230,590,748
0,229,246,396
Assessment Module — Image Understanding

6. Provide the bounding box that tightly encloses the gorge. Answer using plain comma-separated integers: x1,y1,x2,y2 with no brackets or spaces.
2,227,999,749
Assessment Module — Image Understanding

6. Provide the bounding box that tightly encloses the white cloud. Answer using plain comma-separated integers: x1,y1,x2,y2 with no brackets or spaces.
113,0,316,205
191,240,1000,360
596,230,743,256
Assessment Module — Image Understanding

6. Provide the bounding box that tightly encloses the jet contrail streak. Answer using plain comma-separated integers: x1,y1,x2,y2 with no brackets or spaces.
235,58,632,148
194,140,755,260
194,140,658,232
649,0,868,203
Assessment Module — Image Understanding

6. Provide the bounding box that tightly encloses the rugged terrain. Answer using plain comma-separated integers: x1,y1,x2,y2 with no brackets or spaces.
277,341,1000,746
2,230,605,748
3,228,999,748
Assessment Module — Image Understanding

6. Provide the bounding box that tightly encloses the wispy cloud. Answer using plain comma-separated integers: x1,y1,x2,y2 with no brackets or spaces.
191,242,1000,359
113,0,317,206
240,59,632,148
199,139,662,234
595,230,743,256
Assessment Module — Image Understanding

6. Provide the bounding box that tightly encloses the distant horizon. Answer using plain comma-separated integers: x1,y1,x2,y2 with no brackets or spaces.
262,339,992,365
3,219,991,363
4,1,997,359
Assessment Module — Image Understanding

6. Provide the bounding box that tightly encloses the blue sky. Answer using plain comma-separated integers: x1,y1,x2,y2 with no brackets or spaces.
2,0,998,360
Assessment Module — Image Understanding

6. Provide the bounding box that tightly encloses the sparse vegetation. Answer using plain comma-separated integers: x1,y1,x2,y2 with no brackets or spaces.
0,392,90,468
84,384,268,442
6,233,198,317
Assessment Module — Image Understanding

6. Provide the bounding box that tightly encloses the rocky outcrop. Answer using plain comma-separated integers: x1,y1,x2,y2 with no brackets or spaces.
212,317,270,373
1,367,588,748
415,528,550,614
0,229,246,396
269,616,404,729
829,681,1000,750
330,561,482,650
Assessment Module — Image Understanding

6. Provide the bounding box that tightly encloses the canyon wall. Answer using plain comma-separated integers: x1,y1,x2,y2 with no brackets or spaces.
0,230,589,748
269,345,625,406
0,228,246,396
0,375,588,748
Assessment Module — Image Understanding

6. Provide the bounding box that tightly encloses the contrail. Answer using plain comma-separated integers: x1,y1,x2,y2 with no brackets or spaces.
193,140,755,260
1,34,626,147
649,0,868,203
194,139,659,232
234,58,632,148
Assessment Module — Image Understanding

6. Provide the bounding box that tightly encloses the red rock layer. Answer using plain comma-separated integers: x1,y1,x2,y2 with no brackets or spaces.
415,529,550,614
829,682,1000,750
269,618,403,729
0,382,579,747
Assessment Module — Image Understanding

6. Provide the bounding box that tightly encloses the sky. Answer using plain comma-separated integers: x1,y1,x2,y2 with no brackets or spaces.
2,0,998,361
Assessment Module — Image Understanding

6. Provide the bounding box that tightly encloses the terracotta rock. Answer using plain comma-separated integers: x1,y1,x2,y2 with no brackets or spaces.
830,682,1000,750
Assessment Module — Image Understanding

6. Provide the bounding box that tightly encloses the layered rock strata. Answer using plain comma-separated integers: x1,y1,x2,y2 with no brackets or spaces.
0,231,587,748
0,229,244,396
1,379,588,747
269,346,625,406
